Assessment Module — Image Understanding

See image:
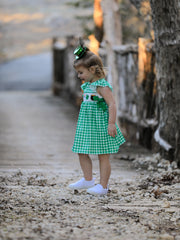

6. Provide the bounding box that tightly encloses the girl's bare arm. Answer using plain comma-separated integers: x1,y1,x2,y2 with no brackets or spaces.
97,87,117,137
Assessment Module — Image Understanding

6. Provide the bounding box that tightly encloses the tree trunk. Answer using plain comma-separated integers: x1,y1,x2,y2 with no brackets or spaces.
102,0,122,122
93,0,104,43
150,0,180,166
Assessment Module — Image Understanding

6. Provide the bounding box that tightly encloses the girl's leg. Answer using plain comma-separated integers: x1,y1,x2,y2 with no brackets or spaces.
98,154,111,189
69,154,94,190
79,154,93,181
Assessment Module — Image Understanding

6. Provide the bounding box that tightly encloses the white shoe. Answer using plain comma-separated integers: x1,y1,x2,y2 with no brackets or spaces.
68,178,95,190
87,184,108,196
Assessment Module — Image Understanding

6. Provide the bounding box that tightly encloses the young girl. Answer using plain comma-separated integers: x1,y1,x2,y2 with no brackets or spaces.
69,41,125,195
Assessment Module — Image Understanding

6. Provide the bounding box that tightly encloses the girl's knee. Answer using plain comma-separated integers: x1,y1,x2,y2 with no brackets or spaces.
78,153,89,157
98,154,110,160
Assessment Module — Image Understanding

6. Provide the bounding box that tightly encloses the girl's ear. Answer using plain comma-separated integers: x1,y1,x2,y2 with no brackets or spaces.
89,66,95,74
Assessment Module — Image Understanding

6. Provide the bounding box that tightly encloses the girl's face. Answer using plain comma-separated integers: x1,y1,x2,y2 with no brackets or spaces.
76,66,94,83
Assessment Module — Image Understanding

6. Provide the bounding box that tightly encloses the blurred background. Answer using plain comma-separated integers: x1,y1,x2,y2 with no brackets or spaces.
0,0,151,63
1,0,179,165
0,0,152,91
0,0,92,90
0,0,155,147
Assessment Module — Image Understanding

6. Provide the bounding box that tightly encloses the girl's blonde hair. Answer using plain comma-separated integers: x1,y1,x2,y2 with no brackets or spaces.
73,49,106,79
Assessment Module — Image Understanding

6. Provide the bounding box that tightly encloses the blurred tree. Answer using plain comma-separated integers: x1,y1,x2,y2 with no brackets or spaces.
150,0,180,166
69,0,153,44
124,0,153,42
102,0,122,45
89,0,104,55
67,0,94,37
129,0,143,8
102,0,122,122
93,0,104,43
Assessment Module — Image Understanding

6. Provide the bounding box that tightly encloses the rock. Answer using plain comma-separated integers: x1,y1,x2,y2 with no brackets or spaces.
111,189,118,194
138,182,149,190
162,200,171,208
148,165,155,171
124,196,131,202
157,234,174,240
170,217,177,222
165,209,176,214
148,234,159,239
157,159,171,170
171,161,177,169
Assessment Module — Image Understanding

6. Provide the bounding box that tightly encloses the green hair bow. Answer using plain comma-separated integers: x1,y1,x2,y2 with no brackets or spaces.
74,46,87,59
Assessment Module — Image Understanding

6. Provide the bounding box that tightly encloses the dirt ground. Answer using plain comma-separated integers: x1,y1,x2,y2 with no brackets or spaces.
0,92,179,240
0,163,180,240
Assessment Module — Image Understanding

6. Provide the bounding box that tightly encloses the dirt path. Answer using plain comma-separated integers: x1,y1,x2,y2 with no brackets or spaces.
0,52,52,91
0,91,179,240
1,168,180,240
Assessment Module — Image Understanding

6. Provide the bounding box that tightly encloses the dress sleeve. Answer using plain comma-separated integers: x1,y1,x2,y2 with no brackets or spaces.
81,82,90,91
91,79,113,92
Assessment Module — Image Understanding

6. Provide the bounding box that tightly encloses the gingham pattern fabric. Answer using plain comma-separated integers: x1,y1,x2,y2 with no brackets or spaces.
72,78,126,154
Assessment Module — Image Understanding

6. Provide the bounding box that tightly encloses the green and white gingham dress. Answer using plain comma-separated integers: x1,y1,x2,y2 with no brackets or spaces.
72,78,125,154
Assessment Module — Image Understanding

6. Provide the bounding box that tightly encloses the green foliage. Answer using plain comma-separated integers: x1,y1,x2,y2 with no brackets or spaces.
68,0,152,43
67,0,94,38
82,25,94,37
75,14,94,37
66,0,94,8
120,0,152,43
75,15,93,21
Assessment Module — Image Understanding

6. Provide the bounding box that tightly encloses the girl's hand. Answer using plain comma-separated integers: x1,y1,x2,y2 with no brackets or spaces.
108,123,117,138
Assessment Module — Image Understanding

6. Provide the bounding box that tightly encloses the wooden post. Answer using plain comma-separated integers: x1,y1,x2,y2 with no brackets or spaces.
137,38,157,149
52,38,66,96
